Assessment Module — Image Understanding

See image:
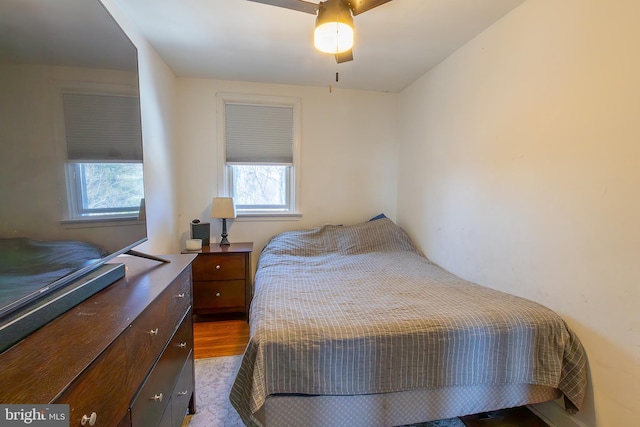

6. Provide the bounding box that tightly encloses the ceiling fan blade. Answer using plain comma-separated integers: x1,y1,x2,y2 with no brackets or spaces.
346,0,392,16
246,0,319,14
335,49,353,64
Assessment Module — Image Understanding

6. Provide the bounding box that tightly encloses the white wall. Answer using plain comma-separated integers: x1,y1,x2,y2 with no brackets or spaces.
175,78,399,265
102,0,180,254
397,1,640,426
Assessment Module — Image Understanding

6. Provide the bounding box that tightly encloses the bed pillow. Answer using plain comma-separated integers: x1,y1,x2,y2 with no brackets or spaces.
369,213,387,221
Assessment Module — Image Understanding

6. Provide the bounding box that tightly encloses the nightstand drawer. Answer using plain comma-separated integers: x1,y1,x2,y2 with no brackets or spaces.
193,280,245,310
192,254,245,281
185,242,253,319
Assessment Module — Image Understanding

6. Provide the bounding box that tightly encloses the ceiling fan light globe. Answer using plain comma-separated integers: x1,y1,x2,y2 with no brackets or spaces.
314,22,354,54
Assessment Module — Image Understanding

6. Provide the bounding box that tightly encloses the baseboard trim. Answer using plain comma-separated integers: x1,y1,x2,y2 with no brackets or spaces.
528,401,588,427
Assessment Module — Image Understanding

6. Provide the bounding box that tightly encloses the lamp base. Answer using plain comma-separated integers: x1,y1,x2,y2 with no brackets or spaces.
219,218,230,246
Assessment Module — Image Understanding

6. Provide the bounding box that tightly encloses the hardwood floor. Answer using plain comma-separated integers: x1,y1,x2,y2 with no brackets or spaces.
192,319,548,426
193,319,249,359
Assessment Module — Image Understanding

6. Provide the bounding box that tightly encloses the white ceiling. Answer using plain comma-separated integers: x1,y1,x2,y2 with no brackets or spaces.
114,0,526,93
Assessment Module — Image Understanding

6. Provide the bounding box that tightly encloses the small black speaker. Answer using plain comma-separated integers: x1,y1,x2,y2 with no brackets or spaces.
190,221,210,246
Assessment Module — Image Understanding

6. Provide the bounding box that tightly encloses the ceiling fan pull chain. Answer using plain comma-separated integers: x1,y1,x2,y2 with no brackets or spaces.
327,51,334,93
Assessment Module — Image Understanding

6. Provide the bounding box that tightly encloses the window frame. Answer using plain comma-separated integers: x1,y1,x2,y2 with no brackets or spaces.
216,93,301,218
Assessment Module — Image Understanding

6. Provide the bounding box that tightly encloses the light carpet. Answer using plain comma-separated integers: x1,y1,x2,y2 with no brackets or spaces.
187,355,465,427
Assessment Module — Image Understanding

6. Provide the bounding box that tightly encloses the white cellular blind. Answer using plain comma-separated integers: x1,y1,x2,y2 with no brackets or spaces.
63,93,143,162
225,103,293,164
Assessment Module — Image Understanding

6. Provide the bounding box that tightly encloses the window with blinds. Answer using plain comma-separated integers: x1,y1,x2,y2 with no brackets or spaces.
63,93,142,162
225,103,293,164
62,91,144,219
217,93,301,216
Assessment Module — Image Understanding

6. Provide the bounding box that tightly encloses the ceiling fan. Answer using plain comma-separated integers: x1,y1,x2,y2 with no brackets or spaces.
247,0,393,63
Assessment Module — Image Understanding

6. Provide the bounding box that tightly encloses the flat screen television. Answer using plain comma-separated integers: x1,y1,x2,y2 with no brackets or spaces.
0,0,148,351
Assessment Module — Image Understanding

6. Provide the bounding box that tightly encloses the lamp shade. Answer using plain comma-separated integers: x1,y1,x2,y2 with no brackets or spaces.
211,197,237,219
314,0,354,54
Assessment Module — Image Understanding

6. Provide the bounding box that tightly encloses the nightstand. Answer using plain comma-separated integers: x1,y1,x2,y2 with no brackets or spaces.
186,242,253,321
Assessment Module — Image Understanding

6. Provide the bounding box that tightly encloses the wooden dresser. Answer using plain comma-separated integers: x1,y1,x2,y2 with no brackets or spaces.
0,254,196,427
188,242,253,320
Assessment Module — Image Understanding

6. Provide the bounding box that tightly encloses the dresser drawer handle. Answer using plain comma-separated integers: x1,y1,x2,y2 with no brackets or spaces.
177,390,189,396
152,393,163,402
177,292,186,298
215,264,221,270
178,342,187,348
81,412,97,426
149,328,159,336
215,292,221,297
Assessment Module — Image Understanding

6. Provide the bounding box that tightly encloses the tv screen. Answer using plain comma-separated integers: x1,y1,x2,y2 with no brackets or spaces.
0,0,146,349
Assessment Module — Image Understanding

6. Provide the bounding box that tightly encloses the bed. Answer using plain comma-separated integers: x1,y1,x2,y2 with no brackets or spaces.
230,218,587,427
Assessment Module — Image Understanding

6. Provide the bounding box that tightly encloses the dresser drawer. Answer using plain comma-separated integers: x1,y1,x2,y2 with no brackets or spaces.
169,309,194,356
158,404,172,427
54,338,129,427
193,280,245,310
125,269,191,389
192,253,245,281
130,312,193,427
171,352,194,427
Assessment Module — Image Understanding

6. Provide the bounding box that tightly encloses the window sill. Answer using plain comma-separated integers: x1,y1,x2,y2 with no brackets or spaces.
235,213,302,222
61,217,143,228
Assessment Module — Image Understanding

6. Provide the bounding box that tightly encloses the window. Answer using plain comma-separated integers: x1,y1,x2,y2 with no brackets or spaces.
217,93,301,216
62,91,144,220
68,163,143,217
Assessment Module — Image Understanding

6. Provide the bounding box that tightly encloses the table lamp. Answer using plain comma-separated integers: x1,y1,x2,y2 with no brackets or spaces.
211,197,237,246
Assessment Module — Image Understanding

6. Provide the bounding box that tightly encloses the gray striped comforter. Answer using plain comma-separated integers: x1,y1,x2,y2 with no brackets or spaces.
230,218,587,426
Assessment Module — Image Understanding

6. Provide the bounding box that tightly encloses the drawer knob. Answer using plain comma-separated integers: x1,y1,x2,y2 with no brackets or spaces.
81,412,97,426
177,292,186,298
216,264,221,270
178,390,189,396
178,342,187,348
215,292,221,297
152,393,163,402
149,328,159,336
